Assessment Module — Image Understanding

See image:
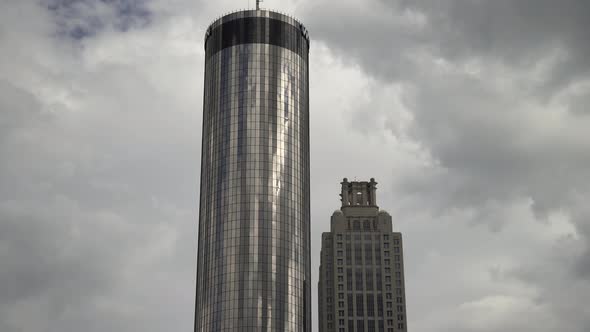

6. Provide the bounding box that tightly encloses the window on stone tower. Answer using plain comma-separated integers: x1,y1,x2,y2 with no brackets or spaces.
353,221,361,230
356,294,364,316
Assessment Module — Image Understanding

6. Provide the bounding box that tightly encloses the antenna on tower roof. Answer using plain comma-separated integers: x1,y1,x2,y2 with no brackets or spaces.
256,0,262,10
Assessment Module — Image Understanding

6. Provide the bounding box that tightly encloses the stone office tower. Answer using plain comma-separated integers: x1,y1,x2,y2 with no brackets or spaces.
195,9,311,332
319,179,407,332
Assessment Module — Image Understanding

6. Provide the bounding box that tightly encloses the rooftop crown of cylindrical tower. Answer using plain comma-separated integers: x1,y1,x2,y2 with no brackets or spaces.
204,10,310,59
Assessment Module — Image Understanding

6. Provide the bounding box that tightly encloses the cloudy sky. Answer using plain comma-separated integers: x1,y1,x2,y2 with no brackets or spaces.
1,0,590,331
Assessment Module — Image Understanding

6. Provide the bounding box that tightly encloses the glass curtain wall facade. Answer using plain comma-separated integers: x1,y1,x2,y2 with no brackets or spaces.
195,10,311,332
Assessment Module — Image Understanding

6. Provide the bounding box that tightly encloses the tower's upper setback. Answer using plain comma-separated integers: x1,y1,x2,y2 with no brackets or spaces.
332,178,393,232
341,178,378,207
195,9,311,332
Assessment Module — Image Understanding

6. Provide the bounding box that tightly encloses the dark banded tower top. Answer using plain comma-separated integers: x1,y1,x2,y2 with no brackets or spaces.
195,9,311,332
204,10,310,60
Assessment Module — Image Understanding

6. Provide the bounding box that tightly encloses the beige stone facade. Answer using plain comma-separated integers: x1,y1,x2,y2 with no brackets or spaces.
319,178,407,332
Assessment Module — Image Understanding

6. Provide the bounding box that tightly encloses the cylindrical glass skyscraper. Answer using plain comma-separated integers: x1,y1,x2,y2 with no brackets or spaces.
195,10,311,332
